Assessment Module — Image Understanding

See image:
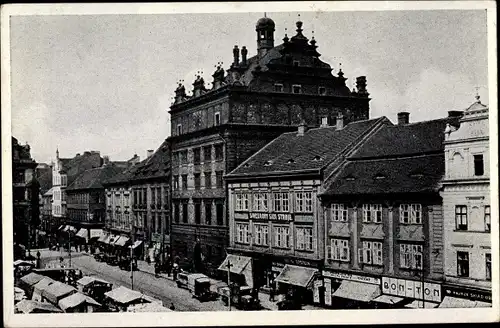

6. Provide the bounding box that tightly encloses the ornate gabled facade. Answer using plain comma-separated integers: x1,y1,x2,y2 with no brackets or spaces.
440,95,492,307
168,15,373,278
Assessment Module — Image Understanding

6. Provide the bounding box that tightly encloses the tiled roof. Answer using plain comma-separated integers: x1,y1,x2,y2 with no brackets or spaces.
350,117,458,159
66,164,124,191
323,154,444,195
60,153,102,185
228,117,387,177
129,140,170,182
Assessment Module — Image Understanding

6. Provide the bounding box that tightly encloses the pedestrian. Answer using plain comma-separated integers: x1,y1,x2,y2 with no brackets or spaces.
59,257,65,268
172,263,179,280
169,302,175,311
154,261,160,278
146,255,151,265
269,280,275,302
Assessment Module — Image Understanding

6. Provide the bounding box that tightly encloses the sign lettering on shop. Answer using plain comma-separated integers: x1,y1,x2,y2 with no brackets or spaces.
443,286,492,302
381,277,442,303
323,271,380,285
248,212,292,221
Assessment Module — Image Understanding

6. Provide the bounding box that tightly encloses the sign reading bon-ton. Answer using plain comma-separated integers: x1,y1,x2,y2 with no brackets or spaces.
382,277,442,303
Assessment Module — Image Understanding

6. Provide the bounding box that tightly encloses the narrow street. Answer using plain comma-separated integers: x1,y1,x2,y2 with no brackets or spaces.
67,254,237,312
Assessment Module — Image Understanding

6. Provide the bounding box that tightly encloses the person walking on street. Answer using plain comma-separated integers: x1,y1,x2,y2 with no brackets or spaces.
269,280,276,302
172,262,179,280
154,261,160,278
169,302,175,311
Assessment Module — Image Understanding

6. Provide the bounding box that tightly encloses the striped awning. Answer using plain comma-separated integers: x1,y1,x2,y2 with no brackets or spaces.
76,229,88,239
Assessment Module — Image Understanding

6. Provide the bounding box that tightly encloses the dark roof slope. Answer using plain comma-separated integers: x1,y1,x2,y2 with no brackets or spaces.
61,153,102,185
66,164,123,191
351,117,458,159
38,170,53,194
323,154,444,196
129,140,170,182
228,117,387,177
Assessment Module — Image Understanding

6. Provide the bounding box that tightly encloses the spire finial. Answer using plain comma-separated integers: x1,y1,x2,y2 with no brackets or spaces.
474,86,481,103
264,12,267,18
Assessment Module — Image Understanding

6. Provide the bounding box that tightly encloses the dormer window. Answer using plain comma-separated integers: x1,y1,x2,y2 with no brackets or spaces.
292,85,302,94
264,160,273,166
374,174,386,180
274,84,283,92
287,159,295,164
243,163,251,168
345,176,356,181
313,155,323,161
293,60,300,67
177,124,182,135
321,117,328,126
214,112,221,126
319,87,326,95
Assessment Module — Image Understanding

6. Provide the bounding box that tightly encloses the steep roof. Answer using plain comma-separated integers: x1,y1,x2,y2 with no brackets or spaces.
227,117,387,178
60,152,102,185
350,117,458,159
38,170,53,194
322,117,451,197
66,164,124,191
129,140,170,182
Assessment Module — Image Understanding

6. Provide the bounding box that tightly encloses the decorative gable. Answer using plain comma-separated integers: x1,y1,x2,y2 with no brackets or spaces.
360,223,385,239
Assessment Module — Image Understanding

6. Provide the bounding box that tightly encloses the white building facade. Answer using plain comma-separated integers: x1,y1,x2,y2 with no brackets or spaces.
440,96,492,307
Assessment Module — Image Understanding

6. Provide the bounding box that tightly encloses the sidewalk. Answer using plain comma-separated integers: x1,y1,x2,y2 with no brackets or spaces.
135,260,324,311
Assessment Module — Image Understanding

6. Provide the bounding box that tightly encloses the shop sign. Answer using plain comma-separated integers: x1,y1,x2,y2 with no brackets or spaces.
443,285,491,303
313,280,322,303
248,212,293,222
277,257,318,268
294,214,314,223
324,278,332,306
382,277,441,303
323,271,380,285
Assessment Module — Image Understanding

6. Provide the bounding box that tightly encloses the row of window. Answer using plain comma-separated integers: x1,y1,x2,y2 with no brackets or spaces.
455,205,490,232
329,239,421,269
130,186,168,207
173,144,224,166
457,251,491,280
53,190,67,202
67,193,89,204
68,210,103,223
52,205,63,216
331,203,423,224
173,171,224,190
52,174,67,187
173,201,224,226
176,112,221,135
235,191,313,213
273,84,327,96
235,223,314,251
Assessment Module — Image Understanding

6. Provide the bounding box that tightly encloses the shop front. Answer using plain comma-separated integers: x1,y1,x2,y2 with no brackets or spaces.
438,284,491,308
218,254,253,288
380,276,442,309
322,271,382,309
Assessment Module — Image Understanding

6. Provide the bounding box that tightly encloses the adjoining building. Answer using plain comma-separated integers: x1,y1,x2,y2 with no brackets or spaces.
37,166,53,247
65,157,125,249
128,142,170,263
440,95,492,308
168,15,372,277
319,112,461,309
12,137,40,257
52,150,103,235
225,116,390,305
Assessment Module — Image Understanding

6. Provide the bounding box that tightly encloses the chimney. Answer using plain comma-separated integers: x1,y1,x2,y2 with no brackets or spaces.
103,156,110,165
297,121,307,136
147,150,154,158
336,113,344,130
241,46,248,66
320,116,329,128
448,110,464,118
233,45,240,66
397,112,410,125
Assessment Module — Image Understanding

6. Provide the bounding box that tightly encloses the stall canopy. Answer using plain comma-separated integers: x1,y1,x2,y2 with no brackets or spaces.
14,287,27,302
127,302,173,312
90,229,103,239
129,240,143,249
439,296,491,308
218,254,252,275
114,236,130,247
97,233,109,243
108,235,120,245
275,265,318,288
332,280,381,302
77,276,111,287
58,225,66,230
42,281,77,304
20,272,45,287
104,286,143,305
58,292,101,311
33,277,57,296
76,229,88,239
405,300,440,309
64,225,77,233
372,294,405,305
15,300,63,313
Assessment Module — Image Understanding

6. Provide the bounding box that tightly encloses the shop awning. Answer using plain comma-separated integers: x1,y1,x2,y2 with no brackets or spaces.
103,234,117,244
332,280,381,302
110,236,121,245
76,229,88,239
439,296,491,308
58,225,65,230
90,229,103,239
104,286,143,305
58,292,101,311
373,294,405,305
218,254,252,275
114,236,130,247
64,225,77,233
97,233,109,243
129,240,143,249
275,265,318,288
405,300,440,309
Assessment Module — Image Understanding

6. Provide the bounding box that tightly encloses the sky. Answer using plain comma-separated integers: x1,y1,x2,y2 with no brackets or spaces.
9,9,489,164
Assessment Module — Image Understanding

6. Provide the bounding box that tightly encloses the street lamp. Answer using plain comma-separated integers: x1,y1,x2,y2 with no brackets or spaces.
226,260,232,311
